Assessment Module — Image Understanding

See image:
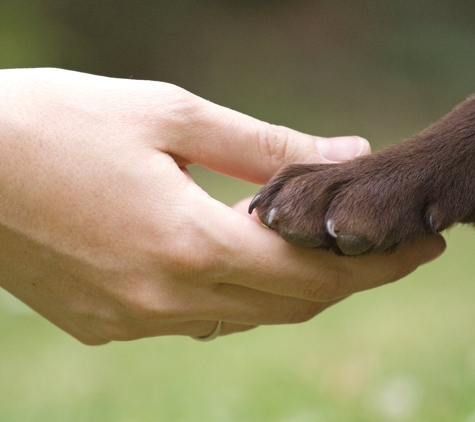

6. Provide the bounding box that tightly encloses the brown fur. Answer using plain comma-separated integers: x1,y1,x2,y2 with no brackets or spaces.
250,95,475,255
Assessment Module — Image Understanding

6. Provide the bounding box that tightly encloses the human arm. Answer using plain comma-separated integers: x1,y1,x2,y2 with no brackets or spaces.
0,68,445,344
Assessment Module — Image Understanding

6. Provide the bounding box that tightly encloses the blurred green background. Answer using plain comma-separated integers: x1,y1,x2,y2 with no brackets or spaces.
1,1,475,420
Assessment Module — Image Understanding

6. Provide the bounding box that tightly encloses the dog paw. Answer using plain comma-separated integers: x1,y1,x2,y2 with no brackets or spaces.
249,95,475,255
249,154,450,255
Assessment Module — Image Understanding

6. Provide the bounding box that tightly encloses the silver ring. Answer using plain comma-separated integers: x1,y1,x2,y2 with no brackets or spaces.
192,321,223,342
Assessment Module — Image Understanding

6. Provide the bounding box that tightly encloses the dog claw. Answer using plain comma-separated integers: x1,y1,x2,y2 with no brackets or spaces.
266,208,277,227
326,219,338,238
336,233,374,256
248,194,261,214
428,214,438,234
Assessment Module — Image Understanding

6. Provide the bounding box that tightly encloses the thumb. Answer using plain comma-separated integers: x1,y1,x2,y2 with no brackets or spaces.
161,91,371,184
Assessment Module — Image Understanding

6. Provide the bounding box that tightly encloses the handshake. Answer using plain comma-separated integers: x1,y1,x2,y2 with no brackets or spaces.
0,68,444,344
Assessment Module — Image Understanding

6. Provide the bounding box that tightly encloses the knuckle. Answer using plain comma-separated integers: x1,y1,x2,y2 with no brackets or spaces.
102,328,142,342
288,302,320,324
118,284,175,322
161,83,199,115
258,123,291,169
88,319,136,342
109,326,161,342
157,229,223,281
76,336,110,346
89,308,155,342
156,84,205,132
124,300,164,322
130,82,201,134
303,265,352,302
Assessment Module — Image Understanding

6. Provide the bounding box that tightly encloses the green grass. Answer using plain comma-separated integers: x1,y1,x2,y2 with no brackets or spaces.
1,171,475,421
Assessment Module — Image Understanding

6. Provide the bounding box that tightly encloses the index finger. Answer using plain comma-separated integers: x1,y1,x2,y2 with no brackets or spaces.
155,87,370,184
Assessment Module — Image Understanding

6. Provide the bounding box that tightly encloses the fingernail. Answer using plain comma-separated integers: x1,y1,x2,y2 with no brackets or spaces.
316,136,369,162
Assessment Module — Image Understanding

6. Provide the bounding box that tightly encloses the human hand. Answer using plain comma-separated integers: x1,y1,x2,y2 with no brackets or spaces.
0,68,445,345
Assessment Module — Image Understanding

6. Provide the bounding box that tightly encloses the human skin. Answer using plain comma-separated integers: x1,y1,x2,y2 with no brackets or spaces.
0,68,445,345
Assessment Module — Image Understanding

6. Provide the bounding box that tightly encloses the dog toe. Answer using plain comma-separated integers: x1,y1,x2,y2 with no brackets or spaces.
335,232,374,256
278,223,325,248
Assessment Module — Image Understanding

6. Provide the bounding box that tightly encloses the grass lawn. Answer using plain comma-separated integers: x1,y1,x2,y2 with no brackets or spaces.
1,169,475,421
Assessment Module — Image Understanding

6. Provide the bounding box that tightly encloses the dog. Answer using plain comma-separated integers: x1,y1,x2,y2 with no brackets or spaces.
249,95,475,255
